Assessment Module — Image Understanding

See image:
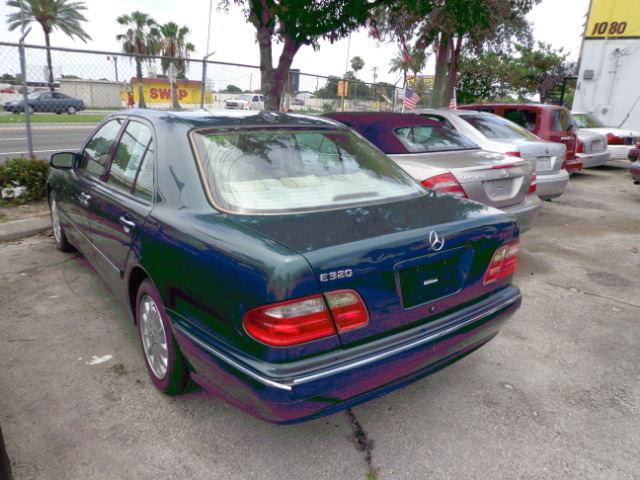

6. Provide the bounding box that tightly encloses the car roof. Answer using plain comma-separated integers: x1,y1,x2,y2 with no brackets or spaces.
108,109,345,130
325,112,445,154
462,103,567,111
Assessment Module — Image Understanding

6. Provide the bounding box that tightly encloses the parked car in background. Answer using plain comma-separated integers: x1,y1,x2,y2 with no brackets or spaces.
630,160,640,185
414,109,568,200
2,91,85,114
224,93,264,110
459,103,582,175
325,112,541,232
628,139,640,162
575,129,610,168
572,112,640,160
47,109,522,423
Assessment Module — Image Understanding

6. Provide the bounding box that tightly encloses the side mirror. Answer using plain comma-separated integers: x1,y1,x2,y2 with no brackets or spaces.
50,152,77,169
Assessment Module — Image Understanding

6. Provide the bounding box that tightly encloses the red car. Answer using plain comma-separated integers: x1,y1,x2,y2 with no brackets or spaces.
458,103,583,175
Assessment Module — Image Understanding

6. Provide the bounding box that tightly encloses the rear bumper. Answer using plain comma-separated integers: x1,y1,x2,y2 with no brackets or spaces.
631,161,640,184
564,157,583,175
608,145,634,159
578,150,610,168
171,286,521,424
501,194,541,233
536,169,569,200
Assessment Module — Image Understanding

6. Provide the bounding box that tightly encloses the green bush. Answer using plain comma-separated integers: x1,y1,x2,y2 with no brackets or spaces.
0,156,50,206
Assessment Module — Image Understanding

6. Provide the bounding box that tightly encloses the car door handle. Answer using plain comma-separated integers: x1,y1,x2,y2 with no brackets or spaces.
79,191,91,206
119,216,136,233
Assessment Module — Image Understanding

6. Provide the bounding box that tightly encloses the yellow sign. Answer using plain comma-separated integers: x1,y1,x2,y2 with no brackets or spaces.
586,0,640,39
338,81,348,96
122,78,212,104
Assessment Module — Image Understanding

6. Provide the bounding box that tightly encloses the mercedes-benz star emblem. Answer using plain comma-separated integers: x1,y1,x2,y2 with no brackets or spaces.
429,230,445,251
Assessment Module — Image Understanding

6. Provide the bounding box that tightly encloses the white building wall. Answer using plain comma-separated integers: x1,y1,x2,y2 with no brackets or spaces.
572,0,640,130
573,39,640,130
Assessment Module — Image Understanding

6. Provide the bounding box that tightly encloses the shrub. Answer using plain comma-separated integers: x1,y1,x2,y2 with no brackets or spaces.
0,156,50,206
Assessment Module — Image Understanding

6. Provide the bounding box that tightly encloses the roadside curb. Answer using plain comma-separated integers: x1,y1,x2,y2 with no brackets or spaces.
0,215,50,243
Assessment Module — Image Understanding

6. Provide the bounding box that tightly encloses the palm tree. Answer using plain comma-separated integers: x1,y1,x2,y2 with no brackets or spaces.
6,0,91,92
389,44,427,90
350,56,365,77
158,22,195,110
116,11,160,108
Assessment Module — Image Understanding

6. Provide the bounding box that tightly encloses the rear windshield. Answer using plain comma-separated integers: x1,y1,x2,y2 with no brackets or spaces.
503,109,538,131
461,114,538,140
573,113,604,128
191,128,424,214
393,125,479,152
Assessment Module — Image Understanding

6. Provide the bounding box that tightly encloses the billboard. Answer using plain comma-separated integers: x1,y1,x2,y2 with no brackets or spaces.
586,0,640,39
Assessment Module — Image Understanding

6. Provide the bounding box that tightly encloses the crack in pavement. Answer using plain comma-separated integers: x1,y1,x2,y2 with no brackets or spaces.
346,409,379,479
0,255,81,281
546,282,640,308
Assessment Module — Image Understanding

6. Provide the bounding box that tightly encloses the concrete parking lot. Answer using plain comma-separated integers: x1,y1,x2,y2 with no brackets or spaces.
0,160,638,480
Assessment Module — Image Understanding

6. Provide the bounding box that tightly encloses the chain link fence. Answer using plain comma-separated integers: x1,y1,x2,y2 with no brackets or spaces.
0,42,404,162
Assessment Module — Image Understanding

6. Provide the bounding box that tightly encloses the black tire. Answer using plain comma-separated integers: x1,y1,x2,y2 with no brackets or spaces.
136,279,188,395
67,105,77,115
49,192,74,252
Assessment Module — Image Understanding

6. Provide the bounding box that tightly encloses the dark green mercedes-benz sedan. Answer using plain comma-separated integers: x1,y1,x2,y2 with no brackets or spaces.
47,109,521,423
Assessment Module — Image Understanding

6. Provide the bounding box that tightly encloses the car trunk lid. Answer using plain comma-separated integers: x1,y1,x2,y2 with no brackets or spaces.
390,150,531,209
232,193,517,347
517,140,566,174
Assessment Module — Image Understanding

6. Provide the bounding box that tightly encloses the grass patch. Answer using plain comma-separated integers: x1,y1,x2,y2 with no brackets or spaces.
0,113,108,124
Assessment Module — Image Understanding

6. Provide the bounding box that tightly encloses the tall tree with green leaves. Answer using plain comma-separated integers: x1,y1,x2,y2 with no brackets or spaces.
6,0,91,92
220,0,392,110
456,42,577,104
158,22,195,110
116,11,160,108
376,0,537,107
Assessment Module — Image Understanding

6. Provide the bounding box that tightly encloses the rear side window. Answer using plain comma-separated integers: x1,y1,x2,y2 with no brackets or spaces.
192,128,423,214
107,121,154,201
503,109,538,131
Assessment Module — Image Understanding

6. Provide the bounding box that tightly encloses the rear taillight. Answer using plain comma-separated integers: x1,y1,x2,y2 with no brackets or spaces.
527,170,537,194
243,290,368,346
576,139,585,153
421,173,467,198
505,151,521,158
606,132,625,145
483,241,520,286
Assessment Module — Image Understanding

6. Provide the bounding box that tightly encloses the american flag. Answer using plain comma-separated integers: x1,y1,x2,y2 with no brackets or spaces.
403,87,420,110
448,88,457,109
401,37,412,64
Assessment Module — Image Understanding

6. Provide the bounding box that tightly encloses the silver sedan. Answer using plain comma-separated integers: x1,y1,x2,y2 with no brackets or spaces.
414,109,569,200
576,128,610,168
324,112,541,233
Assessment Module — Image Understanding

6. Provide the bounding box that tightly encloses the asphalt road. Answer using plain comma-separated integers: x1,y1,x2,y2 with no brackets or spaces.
0,123,95,163
0,160,639,480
